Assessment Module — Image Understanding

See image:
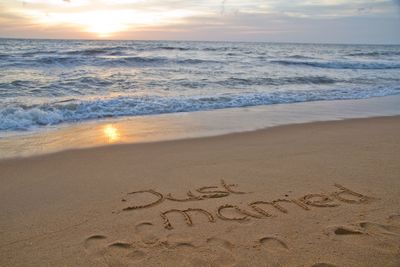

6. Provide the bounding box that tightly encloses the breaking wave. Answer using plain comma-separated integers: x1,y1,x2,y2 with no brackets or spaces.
1,87,399,131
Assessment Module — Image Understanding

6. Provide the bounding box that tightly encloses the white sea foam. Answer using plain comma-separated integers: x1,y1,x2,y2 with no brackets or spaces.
1,87,399,131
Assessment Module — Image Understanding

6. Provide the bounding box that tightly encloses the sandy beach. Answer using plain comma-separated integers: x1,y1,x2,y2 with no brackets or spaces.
0,116,400,266
2,2,400,266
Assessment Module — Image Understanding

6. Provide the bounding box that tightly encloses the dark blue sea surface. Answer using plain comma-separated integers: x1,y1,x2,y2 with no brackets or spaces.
0,39,399,131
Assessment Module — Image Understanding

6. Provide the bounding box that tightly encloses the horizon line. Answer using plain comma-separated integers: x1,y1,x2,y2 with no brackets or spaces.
1,36,399,46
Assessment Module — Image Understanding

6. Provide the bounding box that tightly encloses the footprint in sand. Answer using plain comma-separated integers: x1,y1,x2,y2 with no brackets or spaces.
256,236,289,252
104,242,146,266
325,218,400,253
207,237,235,252
135,221,160,246
326,226,364,236
206,237,237,266
165,233,197,249
84,235,108,256
83,234,147,265
359,221,400,236
134,221,154,232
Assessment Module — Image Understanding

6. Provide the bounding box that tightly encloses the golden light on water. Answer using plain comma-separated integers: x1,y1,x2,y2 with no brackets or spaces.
103,124,120,142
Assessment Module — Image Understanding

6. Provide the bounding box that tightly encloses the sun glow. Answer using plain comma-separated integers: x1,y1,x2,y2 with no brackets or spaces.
14,8,197,37
103,124,121,143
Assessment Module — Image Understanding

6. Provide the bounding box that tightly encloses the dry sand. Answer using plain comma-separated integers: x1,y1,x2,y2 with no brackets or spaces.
0,116,400,266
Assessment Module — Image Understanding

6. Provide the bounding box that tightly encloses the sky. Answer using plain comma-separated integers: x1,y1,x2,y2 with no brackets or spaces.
0,0,399,44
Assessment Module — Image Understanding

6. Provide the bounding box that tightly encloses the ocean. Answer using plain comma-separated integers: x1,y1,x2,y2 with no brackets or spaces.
1,39,400,133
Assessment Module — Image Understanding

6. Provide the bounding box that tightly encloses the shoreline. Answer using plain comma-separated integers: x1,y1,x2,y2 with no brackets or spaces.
0,114,399,162
1,116,399,266
1,95,400,159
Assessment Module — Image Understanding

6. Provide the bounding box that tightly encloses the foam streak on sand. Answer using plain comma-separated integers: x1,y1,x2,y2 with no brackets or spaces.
0,116,400,266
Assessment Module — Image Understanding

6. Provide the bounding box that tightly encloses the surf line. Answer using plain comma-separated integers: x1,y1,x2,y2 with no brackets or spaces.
121,181,374,230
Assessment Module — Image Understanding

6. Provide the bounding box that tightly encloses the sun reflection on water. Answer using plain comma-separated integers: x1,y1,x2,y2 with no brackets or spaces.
103,124,120,143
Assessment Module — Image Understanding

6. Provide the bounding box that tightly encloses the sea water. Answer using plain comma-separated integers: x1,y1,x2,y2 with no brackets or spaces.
1,39,400,133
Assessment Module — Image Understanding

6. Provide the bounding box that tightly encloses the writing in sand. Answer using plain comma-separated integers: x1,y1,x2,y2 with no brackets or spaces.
121,180,373,230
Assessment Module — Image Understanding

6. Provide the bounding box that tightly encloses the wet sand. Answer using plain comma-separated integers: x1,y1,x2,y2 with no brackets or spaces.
1,95,400,160
0,116,400,266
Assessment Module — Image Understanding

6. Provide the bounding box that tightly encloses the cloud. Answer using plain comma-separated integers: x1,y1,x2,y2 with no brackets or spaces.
0,0,399,43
